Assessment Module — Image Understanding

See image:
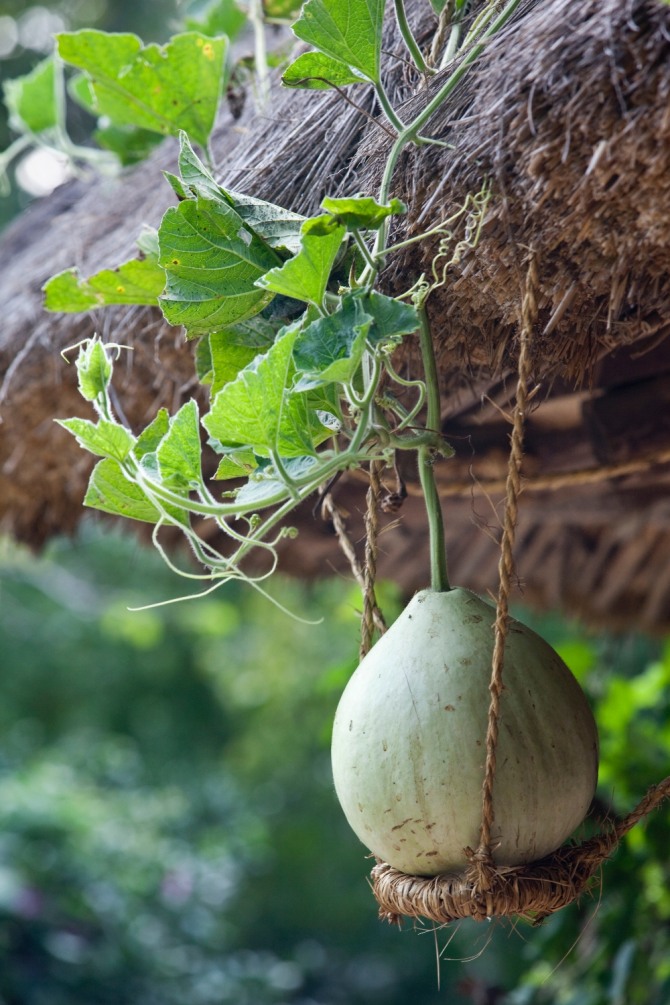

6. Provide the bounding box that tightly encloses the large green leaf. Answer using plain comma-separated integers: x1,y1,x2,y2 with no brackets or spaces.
171,134,304,254
256,216,345,306
56,30,228,148
158,197,280,335
203,325,328,457
84,458,189,526
282,51,366,90
292,0,385,83
3,56,57,134
44,257,165,313
293,294,373,388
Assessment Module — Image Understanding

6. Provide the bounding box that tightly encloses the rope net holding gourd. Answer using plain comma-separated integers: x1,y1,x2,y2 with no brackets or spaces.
366,255,670,926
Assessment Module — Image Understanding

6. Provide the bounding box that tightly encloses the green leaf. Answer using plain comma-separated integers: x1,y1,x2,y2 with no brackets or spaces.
185,0,247,40
156,400,203,488
305,381,343,427
256,216,345,306
234,456,318,505
282,51,366,89
213,448,257,480
94,123,165,166
135,409,170,458
67,71,96,112
176,134,305,254
209,332,259,395
172,132,224,202
264,0,304,19
195,337,214,385
74,339,112,401
220,314,284,350
203,324,328,457
356,290,419,342
44,257,165,313
84,458,188,526
136,226,160,258
3,56,57,134
293,294,372,388
292,0,385,83
321,196,406,230
158,196,280,336
57,417,136,462
56,30,228,148
228,191,304,255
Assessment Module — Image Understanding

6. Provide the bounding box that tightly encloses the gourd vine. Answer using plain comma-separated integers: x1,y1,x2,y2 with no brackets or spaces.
28,0,515,609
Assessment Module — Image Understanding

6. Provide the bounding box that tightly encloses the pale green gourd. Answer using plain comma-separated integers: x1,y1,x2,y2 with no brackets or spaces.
331,588,599,877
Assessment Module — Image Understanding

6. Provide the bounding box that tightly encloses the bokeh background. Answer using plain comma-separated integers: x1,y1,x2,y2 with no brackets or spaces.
2,2,670,1002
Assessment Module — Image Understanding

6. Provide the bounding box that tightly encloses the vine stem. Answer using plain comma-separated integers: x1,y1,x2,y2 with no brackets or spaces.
393,0,432,76
374,80,406,133
374,0,523,259
417,304,450,593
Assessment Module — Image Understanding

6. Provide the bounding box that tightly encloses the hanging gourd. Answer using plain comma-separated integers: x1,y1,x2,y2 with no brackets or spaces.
331,258,670,926
331,587,599,877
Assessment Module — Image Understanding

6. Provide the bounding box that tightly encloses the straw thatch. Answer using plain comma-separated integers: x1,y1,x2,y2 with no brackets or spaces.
1,0,670,631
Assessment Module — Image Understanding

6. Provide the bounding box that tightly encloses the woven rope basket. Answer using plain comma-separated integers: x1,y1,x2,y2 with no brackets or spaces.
371,777,670,925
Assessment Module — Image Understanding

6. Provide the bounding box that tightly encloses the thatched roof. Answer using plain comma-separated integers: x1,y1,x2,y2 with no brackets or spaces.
2,0,670,631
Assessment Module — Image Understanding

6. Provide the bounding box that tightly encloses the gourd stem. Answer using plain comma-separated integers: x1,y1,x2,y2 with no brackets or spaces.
418,447,450,593
417,305,450,593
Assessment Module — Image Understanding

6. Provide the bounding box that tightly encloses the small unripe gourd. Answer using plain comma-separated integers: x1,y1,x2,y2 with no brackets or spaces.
331,589,599,876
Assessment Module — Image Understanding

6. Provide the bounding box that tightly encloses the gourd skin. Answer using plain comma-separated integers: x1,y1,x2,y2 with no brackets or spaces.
331,588,599,877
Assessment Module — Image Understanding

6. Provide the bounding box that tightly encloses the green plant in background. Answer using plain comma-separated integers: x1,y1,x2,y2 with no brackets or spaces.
0,0,245,188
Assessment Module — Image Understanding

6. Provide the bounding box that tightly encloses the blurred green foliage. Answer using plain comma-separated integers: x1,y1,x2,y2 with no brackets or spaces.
0,522,670,1004
0,0,179,230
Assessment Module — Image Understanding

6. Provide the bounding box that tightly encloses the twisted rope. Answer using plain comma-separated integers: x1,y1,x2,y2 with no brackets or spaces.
320,467,387,660
360,460,387,659
471,255,538,886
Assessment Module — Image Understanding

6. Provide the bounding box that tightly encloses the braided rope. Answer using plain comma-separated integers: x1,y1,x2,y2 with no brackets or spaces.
360,460,387,659
471,256,538,886
321,490,387,646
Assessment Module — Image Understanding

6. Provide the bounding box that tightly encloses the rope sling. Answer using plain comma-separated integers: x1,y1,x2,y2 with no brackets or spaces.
338,256,670,926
